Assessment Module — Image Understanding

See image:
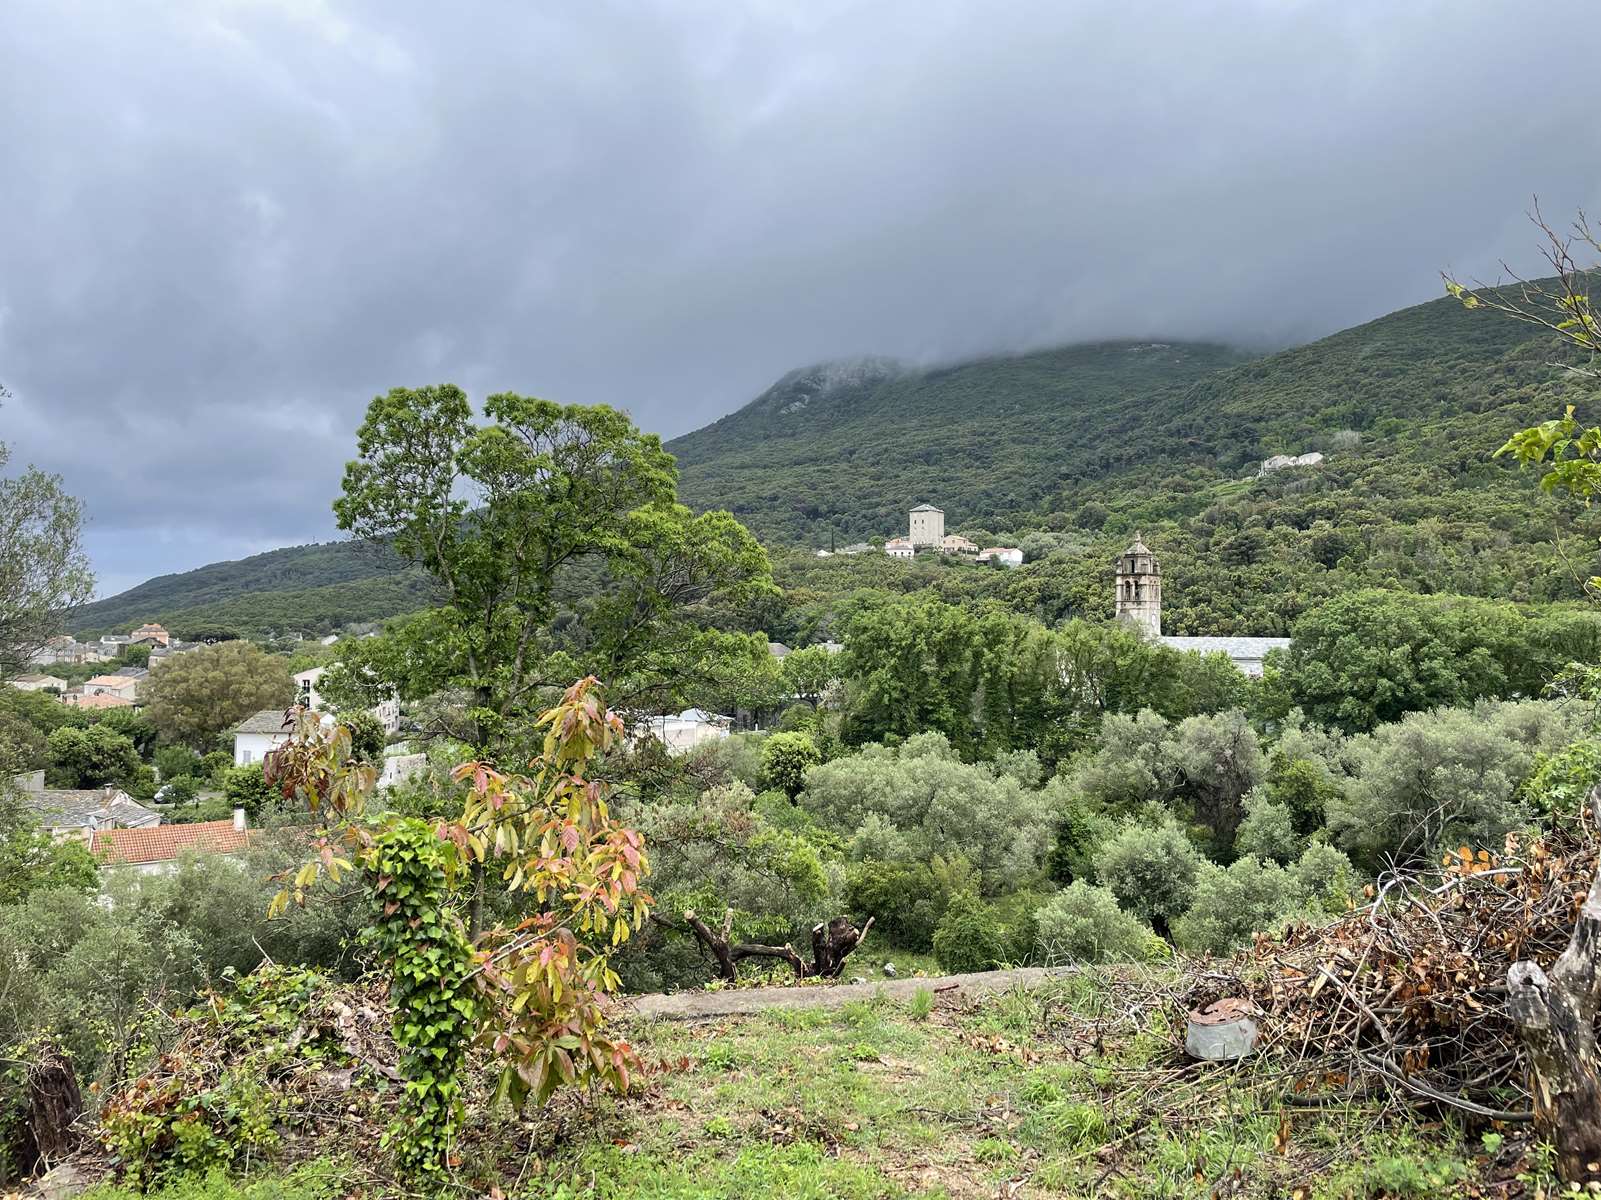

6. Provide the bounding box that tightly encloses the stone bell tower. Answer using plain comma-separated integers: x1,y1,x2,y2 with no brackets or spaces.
1114,532,1161,638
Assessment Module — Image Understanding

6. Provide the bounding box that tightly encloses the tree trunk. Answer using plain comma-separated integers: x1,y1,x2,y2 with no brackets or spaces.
1507,789,1601,1185
667,910,873,983
4,1046,82,1181
811,914,873,978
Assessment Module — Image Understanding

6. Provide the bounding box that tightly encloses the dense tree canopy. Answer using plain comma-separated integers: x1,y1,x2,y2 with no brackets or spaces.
327,387,775,753
141,640,296,748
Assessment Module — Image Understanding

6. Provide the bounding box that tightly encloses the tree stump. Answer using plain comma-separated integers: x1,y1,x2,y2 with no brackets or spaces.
1507,789,1601,1185
4,1046,82,1181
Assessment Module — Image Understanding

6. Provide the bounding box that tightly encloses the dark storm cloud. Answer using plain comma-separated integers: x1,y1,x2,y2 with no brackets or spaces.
2,0,1598,595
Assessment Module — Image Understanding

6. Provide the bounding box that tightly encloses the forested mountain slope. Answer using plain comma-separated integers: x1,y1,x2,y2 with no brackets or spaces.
757,285,1601,640
70,540,436,639
668,342,1252,546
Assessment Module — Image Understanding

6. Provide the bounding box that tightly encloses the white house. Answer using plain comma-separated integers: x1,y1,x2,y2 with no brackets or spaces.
978,547,1024,568
884,537,915,560
639,709,731,753
294,667,327,711
9,674,67,692
232,708,295,766
1259,451,1325,476
295,665,401,734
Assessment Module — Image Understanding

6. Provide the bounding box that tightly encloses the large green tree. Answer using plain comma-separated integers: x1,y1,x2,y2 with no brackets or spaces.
0,388,95,680
141,640,295,748
44,724,141,789
1282,589,1551,732
328,386,773,753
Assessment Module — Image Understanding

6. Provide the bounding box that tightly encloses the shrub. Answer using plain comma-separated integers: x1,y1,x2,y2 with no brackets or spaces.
153,745,202,783
343,711,387,764
804,743,1053,892
1092,820,1204,936
1033,883,1153,965
1266,755,1341,836
845,860,945,951
1521,737,1601,822
1044,787,1113,884
760,732,820,799
1234,789,1300,864
199,752,232,786
221,765,276,817
1290,842,1359,913
1174,857,1302,955
157,776,201,807
1328,700,1578,869
932,891,1009,973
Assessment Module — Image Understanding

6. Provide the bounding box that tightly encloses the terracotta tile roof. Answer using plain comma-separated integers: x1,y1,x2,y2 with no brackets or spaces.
91,820,251,865
67,693,132,709
85,675,136,688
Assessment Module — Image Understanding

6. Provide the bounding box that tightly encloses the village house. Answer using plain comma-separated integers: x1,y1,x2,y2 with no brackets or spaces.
147,641,203,667
90,811,253,876
31,636,110,666
940,533,980,557
232,708,294,766
130,622,172,646
1114,533,1290,677
884,536,915,560
12,772,160,834
60,691,133,711
81,673,142,703
977,547,1024,568
293,666,401,733
638,708,731,753
9,673,67,692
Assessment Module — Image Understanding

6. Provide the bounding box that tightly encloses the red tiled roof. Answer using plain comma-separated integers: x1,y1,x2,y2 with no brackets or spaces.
91,820,251,865
66,693,132,709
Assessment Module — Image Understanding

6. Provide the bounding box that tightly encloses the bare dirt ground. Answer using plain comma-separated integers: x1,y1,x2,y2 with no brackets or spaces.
625,965,1078,1020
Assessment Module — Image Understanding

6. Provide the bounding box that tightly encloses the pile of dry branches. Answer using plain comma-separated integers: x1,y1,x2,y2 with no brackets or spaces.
1205,814,1600,1126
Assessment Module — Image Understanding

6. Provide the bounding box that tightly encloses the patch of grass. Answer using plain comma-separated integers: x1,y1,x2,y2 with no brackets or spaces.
80,1161,348,1200
906,987,934,1021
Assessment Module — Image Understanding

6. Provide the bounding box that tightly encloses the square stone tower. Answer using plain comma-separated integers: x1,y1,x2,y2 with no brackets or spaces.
909,504,945,547
1114,532,1162,637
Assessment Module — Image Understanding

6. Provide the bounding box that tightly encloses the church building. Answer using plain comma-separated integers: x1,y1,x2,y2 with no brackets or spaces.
1114,533,1290,677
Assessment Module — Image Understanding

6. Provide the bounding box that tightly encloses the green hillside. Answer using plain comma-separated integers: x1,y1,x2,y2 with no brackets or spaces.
70,540,436,640
747,285,1601,641
668,342,1253,546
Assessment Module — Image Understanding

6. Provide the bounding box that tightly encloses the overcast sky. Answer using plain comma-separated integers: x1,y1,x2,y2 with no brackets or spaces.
3,1,1599,597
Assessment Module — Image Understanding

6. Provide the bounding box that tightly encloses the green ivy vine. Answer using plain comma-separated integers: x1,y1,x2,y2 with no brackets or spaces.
363,818,479,1184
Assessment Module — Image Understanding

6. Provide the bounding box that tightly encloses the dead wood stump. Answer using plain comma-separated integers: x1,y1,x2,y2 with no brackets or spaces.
4,1045,83,1181
1507,789,1601,1185
666,909,874,983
